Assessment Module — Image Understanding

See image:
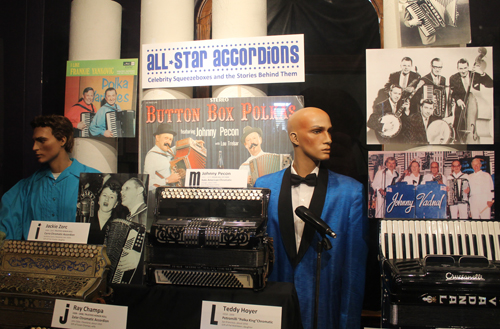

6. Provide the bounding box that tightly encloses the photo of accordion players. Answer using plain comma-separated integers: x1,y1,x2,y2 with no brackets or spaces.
77,173,149,284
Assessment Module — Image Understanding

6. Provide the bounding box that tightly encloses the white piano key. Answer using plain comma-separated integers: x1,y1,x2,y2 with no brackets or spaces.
393,220,403,259
447,221,456,255
408,220,417,259
380,220,388,259
437,221,445,255
431,221,440,255
465,221,473,255
491,221,500,261
426,220,434,255
452,221,461,255
481,221,492,261
419,221,427,258
472,221,484,257
401,220,409,259
399,220,408,259
460,221,468,255
414,220,422,258
387,220,394,260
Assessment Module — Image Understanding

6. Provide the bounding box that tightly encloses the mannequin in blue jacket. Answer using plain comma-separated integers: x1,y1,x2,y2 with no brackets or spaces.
0,115,99,240
255,107,368,329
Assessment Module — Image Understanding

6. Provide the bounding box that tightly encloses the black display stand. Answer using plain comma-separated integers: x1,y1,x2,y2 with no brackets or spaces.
111,281,303,329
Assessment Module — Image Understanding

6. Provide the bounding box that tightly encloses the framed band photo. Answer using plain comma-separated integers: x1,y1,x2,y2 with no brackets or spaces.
368,150,495,220
366,47,493,145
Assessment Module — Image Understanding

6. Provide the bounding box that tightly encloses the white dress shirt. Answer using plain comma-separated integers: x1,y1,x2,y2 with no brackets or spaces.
291,163,319,252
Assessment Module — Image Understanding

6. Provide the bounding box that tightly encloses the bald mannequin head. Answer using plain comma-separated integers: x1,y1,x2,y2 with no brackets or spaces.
288,107,332,176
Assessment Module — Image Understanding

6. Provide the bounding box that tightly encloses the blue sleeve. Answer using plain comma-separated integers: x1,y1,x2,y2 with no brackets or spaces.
0,179,30,240
340,183,368,329
89,107,107,136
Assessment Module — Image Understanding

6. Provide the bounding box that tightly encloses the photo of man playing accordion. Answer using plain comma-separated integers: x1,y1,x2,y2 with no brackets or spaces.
447,160,469,219
398,0,471,47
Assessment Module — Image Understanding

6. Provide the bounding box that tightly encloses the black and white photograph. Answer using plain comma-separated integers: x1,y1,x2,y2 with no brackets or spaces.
366,47,493,145
368,150,495,220
76,173,149,284
395,0,471,47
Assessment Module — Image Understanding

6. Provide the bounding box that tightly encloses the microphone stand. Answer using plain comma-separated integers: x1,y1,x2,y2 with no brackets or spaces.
313,232,332,329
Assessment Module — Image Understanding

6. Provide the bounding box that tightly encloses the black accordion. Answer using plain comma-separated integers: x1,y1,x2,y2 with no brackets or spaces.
106,110,135,137
380,219,500,329
145,187,273,290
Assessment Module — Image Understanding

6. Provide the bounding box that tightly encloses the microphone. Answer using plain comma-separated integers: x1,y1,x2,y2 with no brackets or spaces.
295,206,336,238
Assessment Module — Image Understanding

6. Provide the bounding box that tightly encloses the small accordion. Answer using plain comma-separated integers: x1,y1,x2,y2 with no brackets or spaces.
0,240,110,328
104,218,146,284
249,153,292,185
447,177,469,205
170,138,207,186
79,112,95,137
105,110,135,137
146,187,273,290
423,84,447,117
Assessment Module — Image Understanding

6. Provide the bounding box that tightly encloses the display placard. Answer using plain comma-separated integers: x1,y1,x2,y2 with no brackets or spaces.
142,34,304,88
200,301,281,329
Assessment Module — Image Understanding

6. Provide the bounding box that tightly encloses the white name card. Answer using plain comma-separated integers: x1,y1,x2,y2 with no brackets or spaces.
185,169,247,188
52,299,127,329
28,221,90,244
200,301,282,329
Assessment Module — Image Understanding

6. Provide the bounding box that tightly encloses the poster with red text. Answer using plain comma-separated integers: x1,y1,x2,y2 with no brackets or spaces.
139,96,303,229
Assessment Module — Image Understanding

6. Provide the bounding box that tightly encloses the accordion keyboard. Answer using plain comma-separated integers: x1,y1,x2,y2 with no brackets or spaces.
381,220,500,261
0,240,109,300
80,112,94,137
106,111,119,137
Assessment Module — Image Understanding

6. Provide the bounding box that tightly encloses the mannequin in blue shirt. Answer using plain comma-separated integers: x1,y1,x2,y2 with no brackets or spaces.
255,107,368,329
0,115,99,240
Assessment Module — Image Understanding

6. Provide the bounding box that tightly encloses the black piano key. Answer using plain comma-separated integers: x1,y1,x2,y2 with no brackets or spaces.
472,235,478,256
490,235,496,261
418,234,423,259
448,234,454,254
482,235,488,259
465,234,471,255
392,233,397,259
441,234,447,254
425,234,430,256
458,234,463,255
432,234,438,255
409,233,414,259
402,233,407,259
384,233,389,258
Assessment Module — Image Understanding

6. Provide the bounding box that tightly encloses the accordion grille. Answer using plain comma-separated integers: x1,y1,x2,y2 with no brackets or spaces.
157,270,251,288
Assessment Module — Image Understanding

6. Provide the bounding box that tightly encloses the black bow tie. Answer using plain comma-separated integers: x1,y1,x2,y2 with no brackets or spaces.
291,173,317,187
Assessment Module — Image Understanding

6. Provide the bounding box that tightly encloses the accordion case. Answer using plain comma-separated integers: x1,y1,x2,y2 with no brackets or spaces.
146,187,272,290
0,240,110,329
